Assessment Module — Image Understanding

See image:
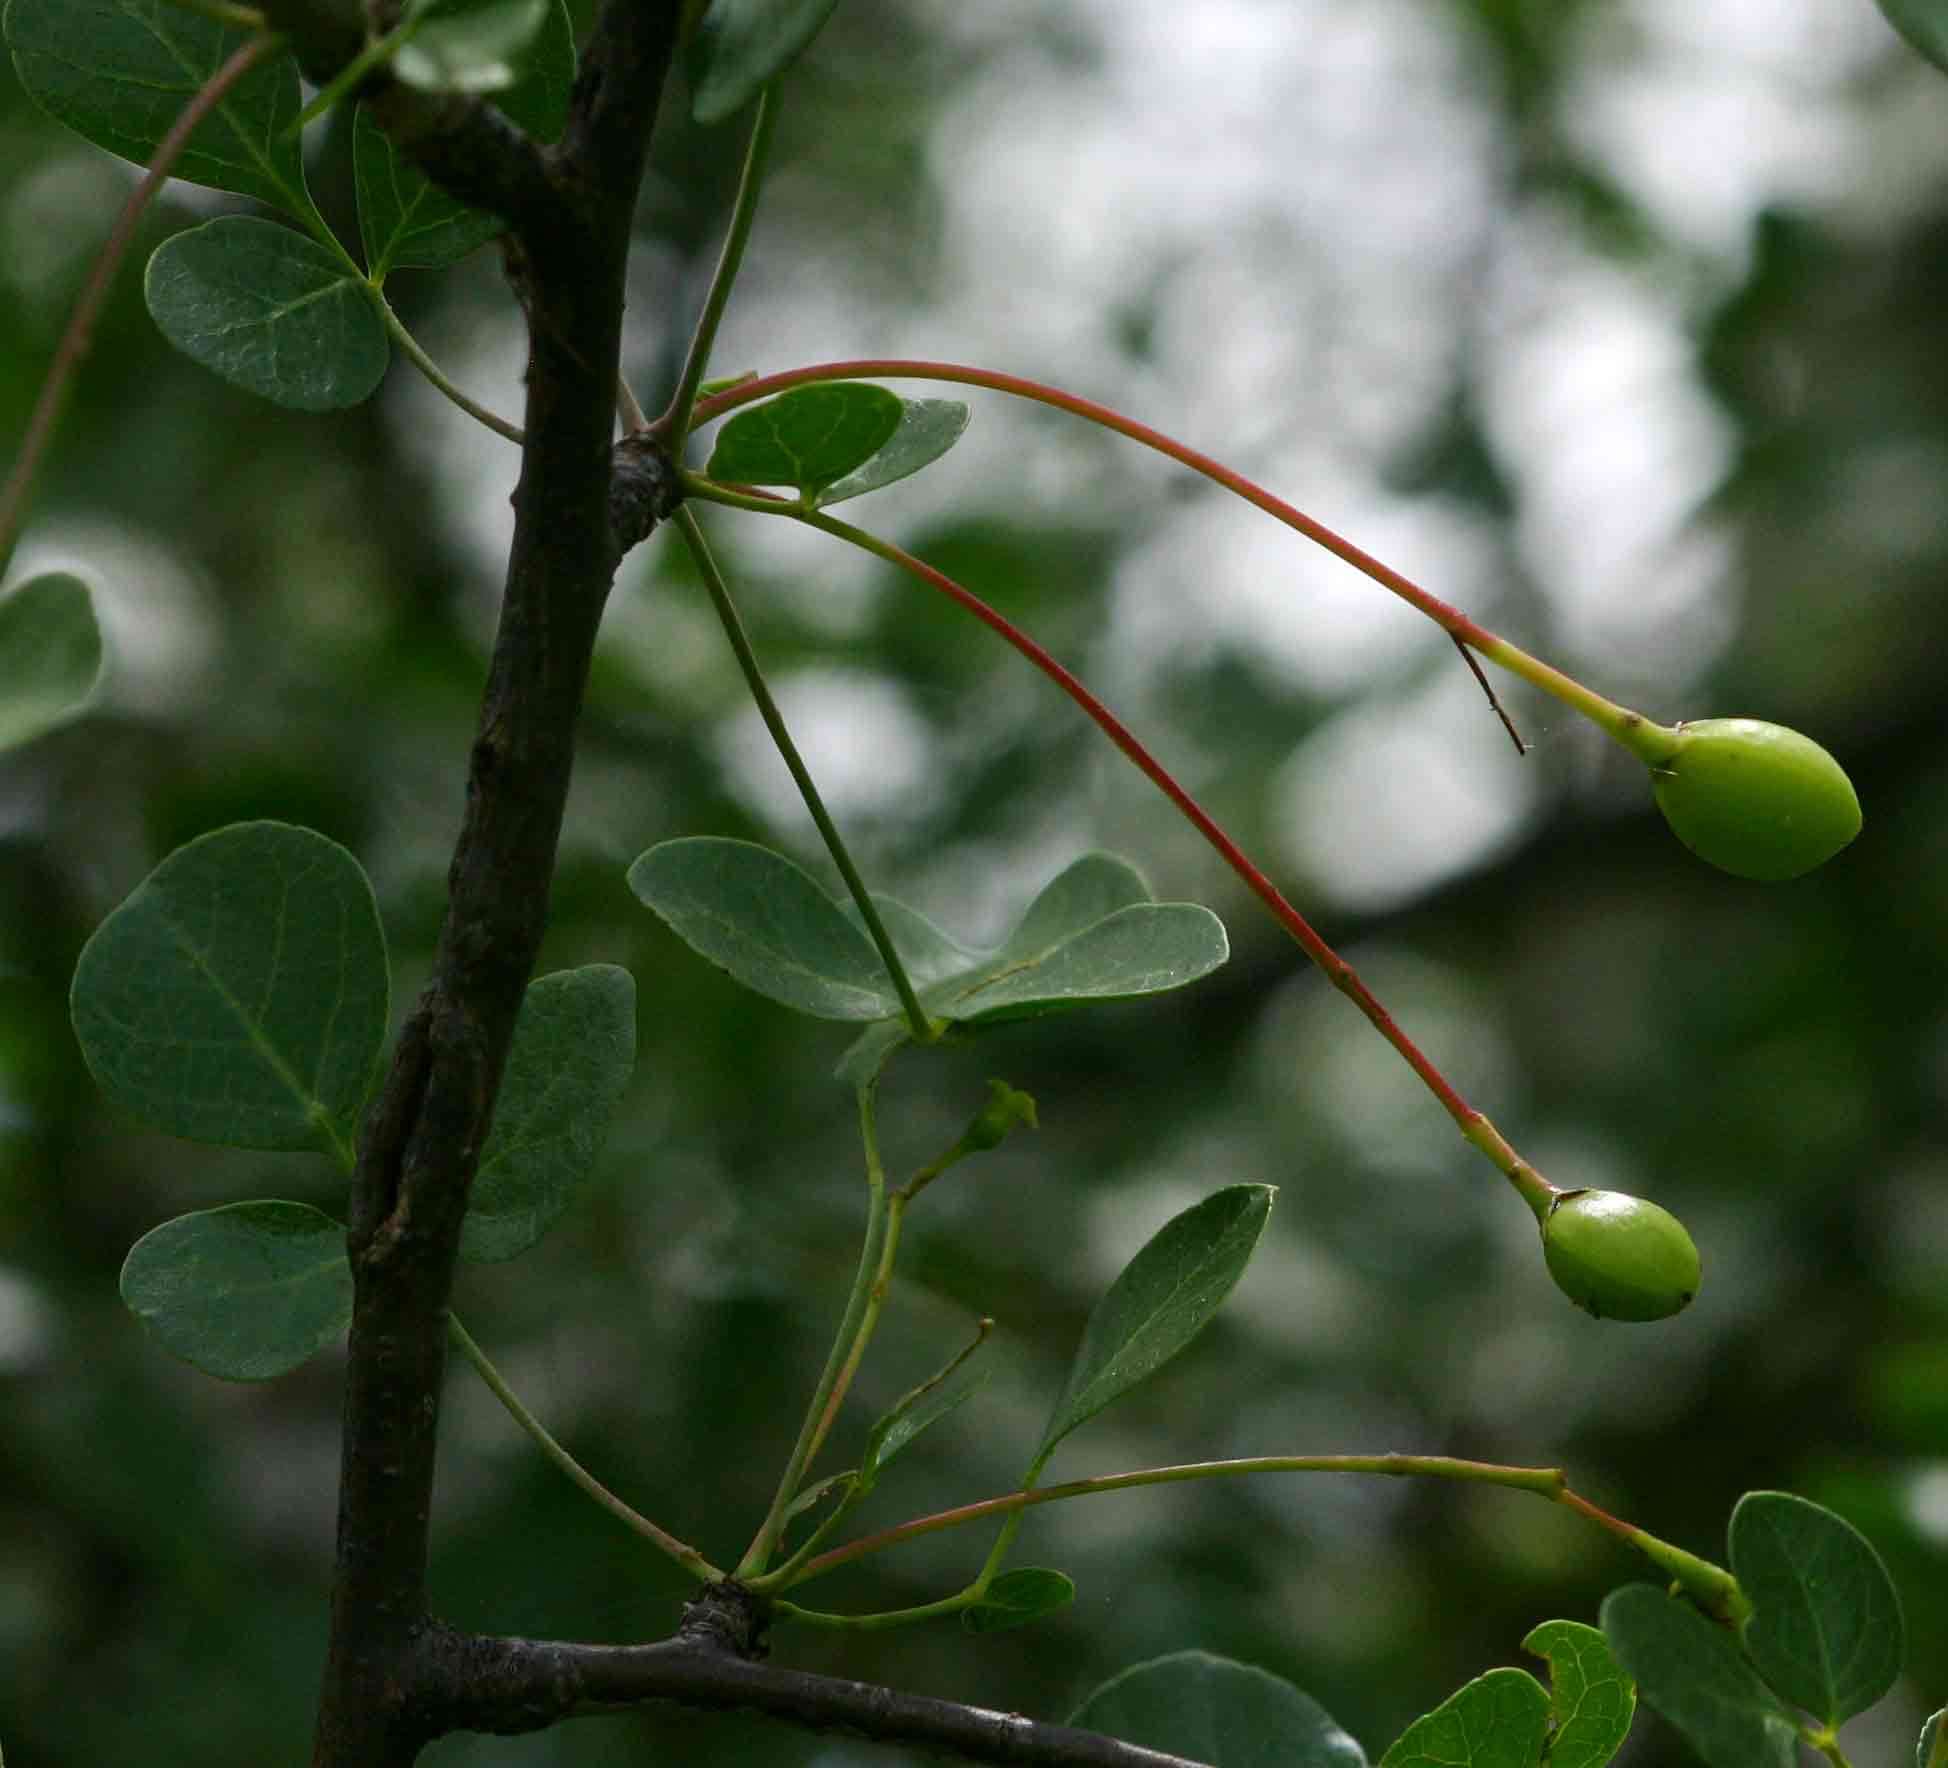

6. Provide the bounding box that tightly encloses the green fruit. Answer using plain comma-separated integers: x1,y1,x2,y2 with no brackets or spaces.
1542,1189,1700,1322
1650,718,1861,881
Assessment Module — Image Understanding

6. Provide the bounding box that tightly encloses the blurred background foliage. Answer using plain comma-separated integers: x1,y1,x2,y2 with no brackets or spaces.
4,0,1948,1762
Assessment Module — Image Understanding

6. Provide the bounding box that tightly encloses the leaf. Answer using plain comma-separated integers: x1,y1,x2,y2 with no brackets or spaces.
120,1200,352,1380
355,0,575,278
1003,852,1152,952
70,821,390,1160
460,965,637,1263
0,573,103,751
858,1370,988,1495
1877,0,1948,75
961,1567,1075,1635
1036,1184,1273,1465
816,399,971,506
1599,1584,1801,1768
704,383,905,500
393,0,548,93
838,895,982,991
1521,1620,1635,1768
1921,1708,1945,1768
781,1470,854,1526
629,837,901,1021
1728,1491,1904,1725
145,218,389,411
4,0,313,215
1071,1650,1369,1768
1378,1668,1550,1768
834,1017,910,1090
687,0,840,125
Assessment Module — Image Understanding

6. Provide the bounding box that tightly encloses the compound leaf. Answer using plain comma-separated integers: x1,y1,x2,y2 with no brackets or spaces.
5,0,313,214
0,573,103,751
628,837,900,1021
1728,1491,1904,1725
816,399,971,506
1037,1184,1273,1465
1378,1668,1550,1768
1072,1650,1369,1768
70,821,389,1160
961,1567,1074,1635
1600,1584,1800,1768
355,0,575,278
687,0,840,125
461,965,637,1263
146,218,389,411
1521,1620,1635,1768
120,1200,352,1380
705,383,904,500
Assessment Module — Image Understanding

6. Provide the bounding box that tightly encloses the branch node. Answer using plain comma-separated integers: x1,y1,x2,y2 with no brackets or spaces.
610,432,684,554
679,1581,771,1661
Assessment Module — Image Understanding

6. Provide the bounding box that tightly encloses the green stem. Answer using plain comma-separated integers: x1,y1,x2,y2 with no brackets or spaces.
689,477,1558,1213
1557,1487,1749,1624
1801,1724,1855,1768
377,301,525,444
736,1082,892,1579
775,1588,982,1631
801,1191,907,1475
0,33,281,576
673,506,934,1044
654,88,779,445
285,21,411,137
444,1312,723,1581
166,0,267,26
687,360,1679,756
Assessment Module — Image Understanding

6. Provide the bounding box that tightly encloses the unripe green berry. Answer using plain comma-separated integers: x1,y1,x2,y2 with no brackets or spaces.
1541,1189,1700,1322
1650,718,1861,881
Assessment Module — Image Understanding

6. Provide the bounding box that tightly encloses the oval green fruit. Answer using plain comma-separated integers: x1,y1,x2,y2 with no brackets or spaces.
1542,1189,1700,1322
1651,718,1861,881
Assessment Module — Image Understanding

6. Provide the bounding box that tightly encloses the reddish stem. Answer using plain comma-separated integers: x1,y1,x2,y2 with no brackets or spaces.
0,34,280,570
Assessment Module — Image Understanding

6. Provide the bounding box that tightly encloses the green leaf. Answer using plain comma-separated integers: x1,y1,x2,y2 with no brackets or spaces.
858,1370,988,1495
781,1470,853,1526
394,0,548,94
1728,1491,1904,1725
1920,1708,1945,1768
628,837,901,1021
4,0,313,215
961,1567,1075,1635
355,0,574,279
70,821,389,1160
1521,1620,1635,1768
1877,0,1948,75
1378,1668,1550,1768
120,1200,352,1380
834,1017,910,1090
837,895,982,991
687,0,840,125
460,966,637,1263
705,383,905,500
145,218,389,411
0,573,103,751
1071,1650,1369,1768
1037,1183,1273,1465
816,399,971,507
1600,1584,1800,1768
1003,852,1152,950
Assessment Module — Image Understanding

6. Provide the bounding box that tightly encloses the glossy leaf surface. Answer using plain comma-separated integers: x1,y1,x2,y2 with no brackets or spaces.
960,1567,1075,1635
1378,1668,1549,1768
145,218,388,411
70,821,389,1159
705,383,904,499
816,398,971,506
120,1201,352,1380
1071,1650,1368,1768
461,966,638,1263
1521,1620,1635,1768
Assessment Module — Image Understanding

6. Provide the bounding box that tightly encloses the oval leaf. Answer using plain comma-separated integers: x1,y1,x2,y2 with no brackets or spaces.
1005,853,1153,953
1377,1668,1549,1768
1877,0,1948,75
461,965,637,1263
70,821,390,1159
1037,1184,1274,1465
145,218,389,411
394,0,549,94
1728,1491,1904,1725
121,1200,352,1380
705,383,904,500
355,0,574,278
1521,1620,1636,1768
687,0,840,125
5,0,313,215
1600,1584,1800,1768
816,399,971,507
1072,1650,1368,1768
0,573,103,751
961,1567,1075,1635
